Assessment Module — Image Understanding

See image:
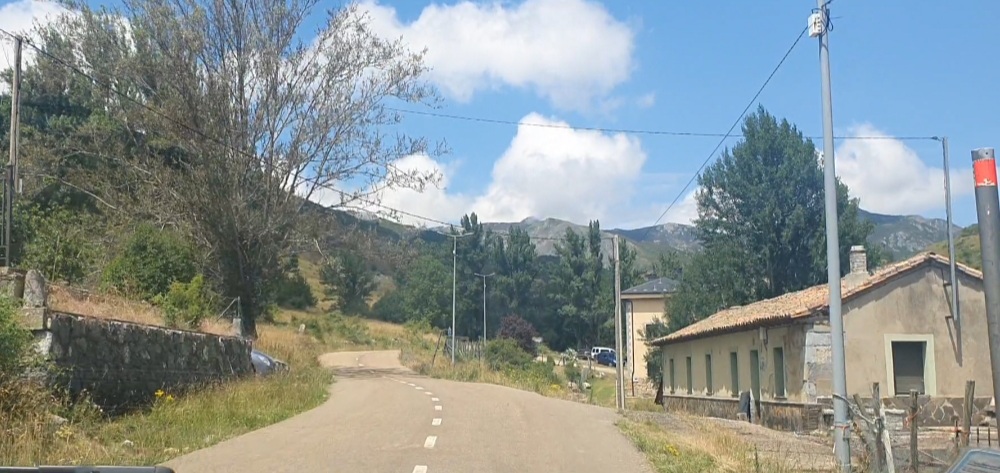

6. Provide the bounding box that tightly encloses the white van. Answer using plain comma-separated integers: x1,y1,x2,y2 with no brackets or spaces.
590,347,615,360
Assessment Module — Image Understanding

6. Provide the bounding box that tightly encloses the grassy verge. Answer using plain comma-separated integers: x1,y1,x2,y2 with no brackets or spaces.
4,280,436,466
1,321,333,466
616,416,802,473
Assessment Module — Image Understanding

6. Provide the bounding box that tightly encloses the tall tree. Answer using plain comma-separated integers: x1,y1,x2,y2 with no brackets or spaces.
39,1,440,336
321,250,376,315
669,106,875,329
488,227,539,336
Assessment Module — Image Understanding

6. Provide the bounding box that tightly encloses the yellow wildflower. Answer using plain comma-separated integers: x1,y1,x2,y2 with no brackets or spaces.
165,395,175,402
154,389,164,398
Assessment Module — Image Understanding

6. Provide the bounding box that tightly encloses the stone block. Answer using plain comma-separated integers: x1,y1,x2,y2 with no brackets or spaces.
0,267,25,300
22,269,46,308
21,307,46,330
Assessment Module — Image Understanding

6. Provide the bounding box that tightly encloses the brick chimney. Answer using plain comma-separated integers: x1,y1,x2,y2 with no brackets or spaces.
849,245,867,275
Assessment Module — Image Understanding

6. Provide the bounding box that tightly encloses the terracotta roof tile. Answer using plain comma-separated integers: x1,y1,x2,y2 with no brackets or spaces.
650,252,979,345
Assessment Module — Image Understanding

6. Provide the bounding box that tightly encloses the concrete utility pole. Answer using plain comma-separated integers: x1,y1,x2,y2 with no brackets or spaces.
474,272,494,340
442,232,472,365
613,235,625,412
4,35,22,268
811,2,851,469
938,136,962,362
971,147,1000,432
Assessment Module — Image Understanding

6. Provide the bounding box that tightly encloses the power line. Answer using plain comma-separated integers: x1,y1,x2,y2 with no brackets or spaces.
641,25,809,239
387,106,937,142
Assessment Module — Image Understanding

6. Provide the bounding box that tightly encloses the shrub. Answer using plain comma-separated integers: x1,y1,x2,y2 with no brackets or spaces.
484,338,532,370
0,295,31,381
19,207,96,285
564,362,581,386
272,272,316,310
153,274,215,329
102,224,197,300
496,314,538,355
371,289,405,323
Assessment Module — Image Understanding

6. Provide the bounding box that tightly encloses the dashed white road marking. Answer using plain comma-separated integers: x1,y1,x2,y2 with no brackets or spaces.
424,392,433,396
432,418,442,426
407,383,416,387
412,466,428,473
431,397,440,402
424,435,437,448
358,363,364,367
434,405,443,411
415,386,423,390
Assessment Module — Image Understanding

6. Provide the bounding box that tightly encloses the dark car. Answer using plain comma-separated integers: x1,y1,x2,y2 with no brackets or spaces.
595,351,617,367
251,349,288,375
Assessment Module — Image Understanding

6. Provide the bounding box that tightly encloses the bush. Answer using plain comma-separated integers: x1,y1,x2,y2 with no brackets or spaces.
153,274,215,329
102,224,197,300
0,295,31,381
484,338,532,370
272,272,316,310
371,289,405,323
564,362,581,386
496,314,538,355
19,207,96,284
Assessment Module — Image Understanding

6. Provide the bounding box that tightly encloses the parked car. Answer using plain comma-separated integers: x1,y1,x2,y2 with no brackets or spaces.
589,346,614,360
595,351,617,367
251,349,288,376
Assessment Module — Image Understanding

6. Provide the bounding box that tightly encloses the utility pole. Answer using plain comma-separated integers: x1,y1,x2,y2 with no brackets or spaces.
474,272,494,340
4,35,22,268
937,136,962,362
613,234,625,412
971,147,1000,433
811,3,851,470
442,231,472,365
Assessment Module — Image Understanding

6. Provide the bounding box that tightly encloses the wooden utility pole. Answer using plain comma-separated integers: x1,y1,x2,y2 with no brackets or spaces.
4,35,22,268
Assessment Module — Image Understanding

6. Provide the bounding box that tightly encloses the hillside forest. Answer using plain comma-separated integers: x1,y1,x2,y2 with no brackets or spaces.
0,1,915,378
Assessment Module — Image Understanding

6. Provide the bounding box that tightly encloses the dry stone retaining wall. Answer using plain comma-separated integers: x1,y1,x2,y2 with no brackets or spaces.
44,311,253,411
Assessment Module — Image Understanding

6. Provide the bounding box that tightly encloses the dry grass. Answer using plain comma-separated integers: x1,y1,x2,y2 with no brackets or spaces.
620,411,835,473
400,347,571,399
3,256,450,467
617,413,813,473
1,322,331,466
47,285,233,335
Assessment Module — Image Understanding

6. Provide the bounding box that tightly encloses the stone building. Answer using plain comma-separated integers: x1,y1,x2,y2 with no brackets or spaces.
650,247,994,431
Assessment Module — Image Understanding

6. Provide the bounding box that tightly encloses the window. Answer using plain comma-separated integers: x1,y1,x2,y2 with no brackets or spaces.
668,358,675,394
892,341,926,395
705,354,713,395
749,350,761,400
773,347,786,398
730,352,739,397
686,356,693,394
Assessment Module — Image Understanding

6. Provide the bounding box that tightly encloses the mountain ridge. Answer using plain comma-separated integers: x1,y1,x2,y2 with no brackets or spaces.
336,207,965,267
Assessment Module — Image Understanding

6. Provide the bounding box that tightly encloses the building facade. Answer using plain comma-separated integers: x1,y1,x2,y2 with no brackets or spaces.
621,277,677,382
650,248,993,430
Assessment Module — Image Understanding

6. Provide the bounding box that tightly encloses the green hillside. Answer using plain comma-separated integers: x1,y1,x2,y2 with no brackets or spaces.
927,225,982,270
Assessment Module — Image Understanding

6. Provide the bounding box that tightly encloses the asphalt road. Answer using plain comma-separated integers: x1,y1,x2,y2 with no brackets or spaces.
165,350,653,473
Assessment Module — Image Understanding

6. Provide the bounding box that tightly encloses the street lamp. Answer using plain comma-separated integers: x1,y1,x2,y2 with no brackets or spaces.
474,272,495,341
438,231,473,365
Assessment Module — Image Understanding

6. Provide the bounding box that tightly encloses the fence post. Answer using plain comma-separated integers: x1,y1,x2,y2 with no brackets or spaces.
870,383,887,473
964,380,975,447
910,389,919,472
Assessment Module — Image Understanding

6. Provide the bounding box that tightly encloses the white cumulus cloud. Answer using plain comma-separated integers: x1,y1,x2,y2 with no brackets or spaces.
360,0,636,111
343,113,648,226
0,0,67,69
835,124,972,215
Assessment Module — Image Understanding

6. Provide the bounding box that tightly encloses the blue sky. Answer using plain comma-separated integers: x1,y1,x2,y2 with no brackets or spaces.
2,0,998,229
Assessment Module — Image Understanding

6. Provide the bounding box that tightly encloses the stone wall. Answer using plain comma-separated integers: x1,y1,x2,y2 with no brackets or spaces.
44,311,253,411
661,394,823,433
846,395,996,427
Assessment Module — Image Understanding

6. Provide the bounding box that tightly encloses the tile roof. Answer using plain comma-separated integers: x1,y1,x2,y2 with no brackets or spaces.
650,252,980,346
622,277,679,296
